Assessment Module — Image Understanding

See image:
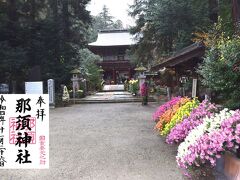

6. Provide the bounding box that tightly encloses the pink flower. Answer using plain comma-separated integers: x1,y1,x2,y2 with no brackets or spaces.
178,110,240,168
152,96,181,121
167,100,217,144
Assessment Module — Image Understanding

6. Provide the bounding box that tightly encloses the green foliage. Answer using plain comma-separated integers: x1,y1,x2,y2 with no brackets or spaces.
129,79,139,95
0,0,91,92
129,0,211,65
198,23,240,109
92,5,124,31
78,49,102,91
218,0,235,36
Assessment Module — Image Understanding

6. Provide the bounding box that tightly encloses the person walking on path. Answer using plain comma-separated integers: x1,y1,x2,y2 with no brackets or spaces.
140,81,148,105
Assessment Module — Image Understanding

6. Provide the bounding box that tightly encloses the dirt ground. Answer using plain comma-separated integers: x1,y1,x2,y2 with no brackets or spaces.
0,103,185,180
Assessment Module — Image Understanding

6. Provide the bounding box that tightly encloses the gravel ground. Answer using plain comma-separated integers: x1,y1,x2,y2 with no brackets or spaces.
0,103,185,180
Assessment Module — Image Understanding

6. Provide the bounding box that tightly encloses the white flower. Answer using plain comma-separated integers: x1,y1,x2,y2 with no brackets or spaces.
177,109,234,160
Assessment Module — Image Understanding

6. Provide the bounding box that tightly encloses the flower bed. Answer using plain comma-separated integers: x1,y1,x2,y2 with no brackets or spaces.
152,96,181,122
166,100,217,144
154,97,190,132
152,97,240,178
161,99,199,136
176,109,235,168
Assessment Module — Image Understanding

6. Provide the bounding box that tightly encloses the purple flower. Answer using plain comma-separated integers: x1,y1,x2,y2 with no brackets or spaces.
178,110,240,168
167,100,217,144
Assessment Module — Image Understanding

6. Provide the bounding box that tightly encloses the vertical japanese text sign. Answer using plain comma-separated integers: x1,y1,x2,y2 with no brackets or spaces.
0,94,49,169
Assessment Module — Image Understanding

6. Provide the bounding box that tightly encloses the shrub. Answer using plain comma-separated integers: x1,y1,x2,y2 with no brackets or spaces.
129,79,139,95
198,25,240,109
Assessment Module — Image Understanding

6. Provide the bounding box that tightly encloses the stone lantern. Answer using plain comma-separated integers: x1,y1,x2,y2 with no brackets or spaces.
98,66,105,79
70,68,81,99
134,63,147,88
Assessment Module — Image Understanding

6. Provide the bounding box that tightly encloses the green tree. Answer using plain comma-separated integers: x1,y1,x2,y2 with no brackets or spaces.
113,20,123,29
129,0,211,65
92,5,124,31
24,0,92,90
198,22,240,109
99,5,114,28
0,0,92,92
77,48,102,91
0,0,46,91
218,0,235,36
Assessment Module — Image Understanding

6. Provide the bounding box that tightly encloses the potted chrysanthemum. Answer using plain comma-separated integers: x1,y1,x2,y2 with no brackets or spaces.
176,109,240,179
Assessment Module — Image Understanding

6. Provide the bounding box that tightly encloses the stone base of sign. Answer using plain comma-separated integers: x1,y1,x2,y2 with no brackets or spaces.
49,105,55,109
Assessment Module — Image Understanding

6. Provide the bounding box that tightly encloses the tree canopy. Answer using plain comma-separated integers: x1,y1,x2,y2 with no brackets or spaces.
92,5,124,31
129,0,219,66
198,20,240,109
0,0,92,92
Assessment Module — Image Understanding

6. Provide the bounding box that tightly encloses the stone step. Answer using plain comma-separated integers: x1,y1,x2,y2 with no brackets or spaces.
70,97,155,104
102,85,124,91
71,90,156,104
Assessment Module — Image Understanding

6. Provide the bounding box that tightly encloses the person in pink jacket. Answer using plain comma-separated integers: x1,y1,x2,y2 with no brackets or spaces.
140,81,148,105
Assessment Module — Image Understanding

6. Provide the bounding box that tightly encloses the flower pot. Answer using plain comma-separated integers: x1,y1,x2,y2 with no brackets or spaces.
224,152,240,180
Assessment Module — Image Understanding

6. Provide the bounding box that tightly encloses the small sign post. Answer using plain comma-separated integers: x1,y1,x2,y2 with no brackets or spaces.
48,79,55,108
192,79,197,98
167,87,171,101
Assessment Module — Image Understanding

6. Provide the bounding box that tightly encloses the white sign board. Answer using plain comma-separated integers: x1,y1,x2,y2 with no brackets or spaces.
0,94,49,169
25,82,43,94
192,79,197,98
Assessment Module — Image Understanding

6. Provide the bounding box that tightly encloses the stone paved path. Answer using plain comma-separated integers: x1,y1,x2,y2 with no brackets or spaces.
0,103,184,180
76,91,155,103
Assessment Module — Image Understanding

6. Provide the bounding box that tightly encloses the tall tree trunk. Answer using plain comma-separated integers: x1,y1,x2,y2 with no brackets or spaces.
232,0,239,33
209,0,218,23
62,0,70,39
7,0,17,47
29,0,36,66
49,0,60,62
50,0,58,21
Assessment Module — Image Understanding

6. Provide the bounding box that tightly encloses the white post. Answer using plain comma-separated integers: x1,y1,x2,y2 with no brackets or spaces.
167,87,171,100
48,79,55,108
192,78,197,98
